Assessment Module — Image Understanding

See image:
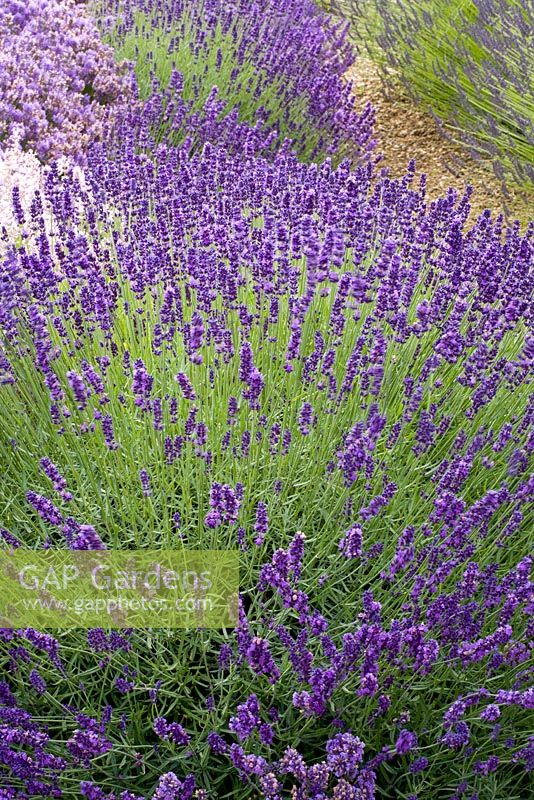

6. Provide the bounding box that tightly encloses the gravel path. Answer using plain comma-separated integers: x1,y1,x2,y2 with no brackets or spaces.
348,57,533,227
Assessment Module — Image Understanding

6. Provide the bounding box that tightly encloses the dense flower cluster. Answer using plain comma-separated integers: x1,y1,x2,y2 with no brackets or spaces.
0,0,131,161
0,0,532,799
1,110,532,794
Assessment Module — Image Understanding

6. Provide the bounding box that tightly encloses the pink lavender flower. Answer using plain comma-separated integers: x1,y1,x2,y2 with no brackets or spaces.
0,0,131,162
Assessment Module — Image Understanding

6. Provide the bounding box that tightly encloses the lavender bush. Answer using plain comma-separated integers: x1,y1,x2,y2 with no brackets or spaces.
92,0,376,164
1,98,533,796
0,0,131,162
0,2,533,799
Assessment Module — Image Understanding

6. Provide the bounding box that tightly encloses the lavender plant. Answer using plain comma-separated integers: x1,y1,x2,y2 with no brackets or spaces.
331,0,534,189
0,1,533,798
0,87,533,796
91,0,376,164
0,0,132,163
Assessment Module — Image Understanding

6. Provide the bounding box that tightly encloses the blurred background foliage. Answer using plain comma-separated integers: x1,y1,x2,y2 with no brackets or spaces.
319,0,534,192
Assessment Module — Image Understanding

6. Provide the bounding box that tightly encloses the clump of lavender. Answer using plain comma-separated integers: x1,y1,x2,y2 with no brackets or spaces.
93,0,376,164
0,3,532,796
0,112,532,796
0,0,132,162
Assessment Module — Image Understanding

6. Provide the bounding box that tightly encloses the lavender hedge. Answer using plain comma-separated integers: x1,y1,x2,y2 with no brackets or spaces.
92,0,376,164
0,1,533,799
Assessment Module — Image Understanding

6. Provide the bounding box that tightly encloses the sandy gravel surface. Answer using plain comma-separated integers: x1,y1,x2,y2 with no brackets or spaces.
348,57,533,227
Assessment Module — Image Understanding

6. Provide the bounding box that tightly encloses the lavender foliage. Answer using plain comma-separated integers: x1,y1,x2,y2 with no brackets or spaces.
335,0,534,188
